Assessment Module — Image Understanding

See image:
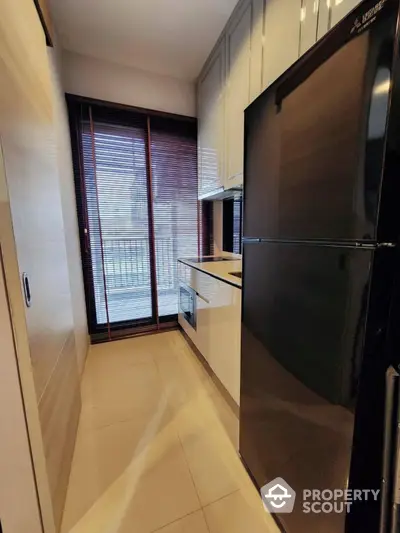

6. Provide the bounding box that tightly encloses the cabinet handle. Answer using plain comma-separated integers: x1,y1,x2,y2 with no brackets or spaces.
196,291,210,304
228,172,242,181
22,272,32,308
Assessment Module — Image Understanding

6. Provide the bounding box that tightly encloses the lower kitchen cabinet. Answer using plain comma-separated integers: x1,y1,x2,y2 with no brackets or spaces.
178,265,242,405
207,279,241,405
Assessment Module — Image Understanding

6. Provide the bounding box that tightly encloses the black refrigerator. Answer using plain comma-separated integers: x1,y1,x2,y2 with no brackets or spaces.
240,1,400,532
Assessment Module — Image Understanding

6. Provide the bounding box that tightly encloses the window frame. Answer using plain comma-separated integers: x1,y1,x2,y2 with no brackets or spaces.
66,94,212,341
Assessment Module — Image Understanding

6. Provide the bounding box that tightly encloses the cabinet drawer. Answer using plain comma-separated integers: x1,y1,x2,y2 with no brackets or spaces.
178,263,219,302
178,262,192,287
192,269,220,303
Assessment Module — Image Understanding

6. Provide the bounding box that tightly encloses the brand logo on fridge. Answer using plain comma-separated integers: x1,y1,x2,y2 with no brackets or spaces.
261,478,296,514
350,0,386,33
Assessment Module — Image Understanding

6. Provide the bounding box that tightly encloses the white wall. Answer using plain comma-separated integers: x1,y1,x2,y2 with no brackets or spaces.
62,50,196,117
48,47,88,376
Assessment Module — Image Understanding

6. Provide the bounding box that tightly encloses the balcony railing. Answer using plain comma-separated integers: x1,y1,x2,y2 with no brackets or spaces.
101,237,176,293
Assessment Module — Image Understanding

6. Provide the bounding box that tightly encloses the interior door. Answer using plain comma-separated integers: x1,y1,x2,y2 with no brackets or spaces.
0,249,43,533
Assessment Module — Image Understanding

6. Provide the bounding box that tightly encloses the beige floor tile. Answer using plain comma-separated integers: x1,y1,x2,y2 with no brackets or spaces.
86,337,155,369
207,392,239,450
61,405,200,533
155,332,217,388
62,397,172,532
152,334,247,507
80,358,164,430
155,352,210,416
116,435,201,533
63,331,256,533
154,510,209,533
176,410,248,506
203,488,280,533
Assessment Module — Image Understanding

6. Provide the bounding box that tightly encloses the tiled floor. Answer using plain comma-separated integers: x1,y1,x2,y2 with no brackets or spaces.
61,330,279,533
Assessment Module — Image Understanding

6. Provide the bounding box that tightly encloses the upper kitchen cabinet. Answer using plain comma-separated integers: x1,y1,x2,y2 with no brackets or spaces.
316,0,331,39
263,0,301,89
330,0,362,28
299,0,319,55
198,42,226,199
225,0,263,190
317,0,362,40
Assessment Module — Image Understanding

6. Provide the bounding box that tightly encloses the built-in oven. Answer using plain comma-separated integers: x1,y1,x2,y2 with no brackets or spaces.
179,283,197,330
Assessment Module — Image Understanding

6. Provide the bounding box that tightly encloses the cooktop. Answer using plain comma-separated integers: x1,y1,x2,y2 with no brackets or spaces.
185,257,233,263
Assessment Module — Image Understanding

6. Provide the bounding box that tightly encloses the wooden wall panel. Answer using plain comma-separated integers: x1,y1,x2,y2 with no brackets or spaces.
0,249,43,533
0,0,81,529
0,167,56,533
39,333,81,529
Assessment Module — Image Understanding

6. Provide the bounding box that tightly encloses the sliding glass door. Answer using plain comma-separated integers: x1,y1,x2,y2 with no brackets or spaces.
68,98,212,340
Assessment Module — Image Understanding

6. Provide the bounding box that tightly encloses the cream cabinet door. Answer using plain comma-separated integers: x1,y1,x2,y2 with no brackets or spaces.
225,0,252,189
195,294,210,362
250,0,264,102
317,0,331,39
198,43,226,198
318,0,362,39
263,0,302,89
330,0,361,27
193,269,218,363
189,268,241,405
299,0,319,55
208,280,241,405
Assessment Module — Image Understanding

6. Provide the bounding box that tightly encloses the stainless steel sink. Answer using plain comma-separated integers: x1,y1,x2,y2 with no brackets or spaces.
230,271,242,279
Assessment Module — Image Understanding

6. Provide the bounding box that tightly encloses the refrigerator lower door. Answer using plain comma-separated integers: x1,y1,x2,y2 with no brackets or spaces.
240,241,392,533
381,366,400,533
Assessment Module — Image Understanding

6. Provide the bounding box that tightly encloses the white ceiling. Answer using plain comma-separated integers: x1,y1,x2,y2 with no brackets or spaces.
50,0,238,81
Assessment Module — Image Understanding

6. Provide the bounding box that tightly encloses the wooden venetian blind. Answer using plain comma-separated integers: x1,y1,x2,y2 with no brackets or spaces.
67,97,213,337
233,198,243,254
149,116,199,317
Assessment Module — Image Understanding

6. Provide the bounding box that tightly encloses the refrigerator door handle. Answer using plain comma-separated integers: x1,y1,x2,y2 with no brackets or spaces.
381,366,400,533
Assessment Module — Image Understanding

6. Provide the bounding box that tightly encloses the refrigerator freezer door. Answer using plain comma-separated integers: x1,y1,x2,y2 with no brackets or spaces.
243,8,397,243
240,241,393,533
